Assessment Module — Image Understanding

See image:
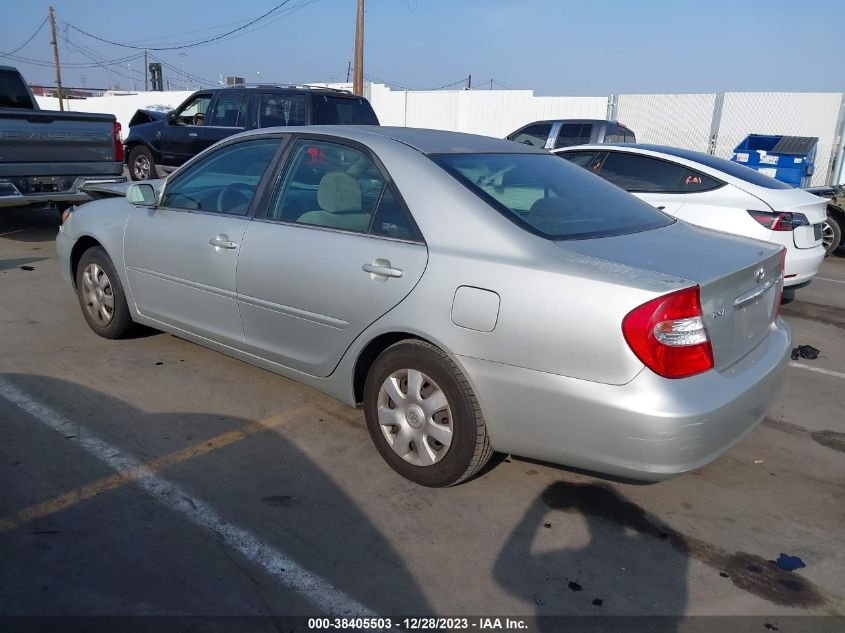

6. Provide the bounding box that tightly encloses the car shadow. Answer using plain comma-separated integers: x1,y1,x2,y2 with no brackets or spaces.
0,206,62,243
493,482,689,629
0,373,433,617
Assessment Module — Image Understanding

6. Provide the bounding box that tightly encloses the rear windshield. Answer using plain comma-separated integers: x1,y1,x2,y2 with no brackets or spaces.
0,69,35,108
313,95,379,125
433,153,673,240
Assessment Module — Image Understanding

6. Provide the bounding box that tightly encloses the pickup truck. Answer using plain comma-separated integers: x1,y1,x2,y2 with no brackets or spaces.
124,85,380,180
0,65,124,210
506,119,636,149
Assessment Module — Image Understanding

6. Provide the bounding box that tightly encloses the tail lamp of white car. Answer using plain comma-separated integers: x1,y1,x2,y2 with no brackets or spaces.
622,286,714,379
747,210,810,232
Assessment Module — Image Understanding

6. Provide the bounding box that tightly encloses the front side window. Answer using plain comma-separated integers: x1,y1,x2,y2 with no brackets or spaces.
554,123,592,148
508,124,552,148
433,153,672,240
313,96,379,125
175,93,212,125
259,94,307,127
270,139,415,239
160,138,281,215
208,92,248,128
599,152,722,193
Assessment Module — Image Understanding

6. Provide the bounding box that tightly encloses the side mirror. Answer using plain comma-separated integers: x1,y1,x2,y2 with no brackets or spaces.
166,111,177,124
127,183,156,207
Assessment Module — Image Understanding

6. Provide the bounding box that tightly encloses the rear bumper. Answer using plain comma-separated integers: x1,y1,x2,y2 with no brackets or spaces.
784,244,824,287
0,175,126,209
458,317,791,481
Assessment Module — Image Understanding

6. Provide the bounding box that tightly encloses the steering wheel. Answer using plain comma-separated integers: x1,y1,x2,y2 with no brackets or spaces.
215,183,254,214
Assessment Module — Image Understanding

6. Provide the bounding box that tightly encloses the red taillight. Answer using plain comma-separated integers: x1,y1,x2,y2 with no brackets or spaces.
622,285,714,379
775,248,787,316
113,121,124,162
747,210,809,232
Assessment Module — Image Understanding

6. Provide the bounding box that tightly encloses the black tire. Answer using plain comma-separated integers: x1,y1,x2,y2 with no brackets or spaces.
363,339,492,487
128,145,156,181
822,211,842,256
75,246,133,339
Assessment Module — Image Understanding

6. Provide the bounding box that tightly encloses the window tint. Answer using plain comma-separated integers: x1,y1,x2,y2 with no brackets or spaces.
175,93,211,125
641,145,792,189
370,189,417,240
208,92,248,128
508,124,552,148
433,153,672,240
558,151,604,172
554,123,592,148
623,130,636,143
271,139,384,232
160,139,280,215
259,94,306,127
599,152,722,193
313,96,379,125
0,70,34,108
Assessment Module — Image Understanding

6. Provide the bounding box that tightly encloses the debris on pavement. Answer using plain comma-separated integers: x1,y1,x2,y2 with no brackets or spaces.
791,345,820,360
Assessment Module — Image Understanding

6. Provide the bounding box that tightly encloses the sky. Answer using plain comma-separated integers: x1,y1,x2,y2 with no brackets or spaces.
1,0,843,96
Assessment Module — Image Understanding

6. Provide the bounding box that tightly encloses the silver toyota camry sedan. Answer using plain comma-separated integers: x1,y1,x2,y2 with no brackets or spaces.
57,126,791,487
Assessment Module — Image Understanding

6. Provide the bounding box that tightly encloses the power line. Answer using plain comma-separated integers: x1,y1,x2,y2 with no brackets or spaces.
430,77,469,91
65,0,299,51
1,16,48,56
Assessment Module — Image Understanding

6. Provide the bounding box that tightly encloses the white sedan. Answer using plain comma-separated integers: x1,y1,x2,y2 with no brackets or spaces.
555,144,826,287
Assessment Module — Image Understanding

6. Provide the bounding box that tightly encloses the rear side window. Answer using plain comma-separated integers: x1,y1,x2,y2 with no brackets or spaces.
313,96,379,125
208,92,249,128
508,123,552,148
259,94,306,127
599,152,722,193
558,150,604,172
554,123,592,148
0,70,35,108
433,153,672,240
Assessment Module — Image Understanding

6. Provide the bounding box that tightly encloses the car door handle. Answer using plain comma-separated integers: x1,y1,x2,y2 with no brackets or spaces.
209,237,237,249
188,132,198,138
362,262,403,278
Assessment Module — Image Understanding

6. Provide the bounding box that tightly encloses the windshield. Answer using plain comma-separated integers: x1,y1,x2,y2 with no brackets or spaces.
432,153,673,240
313,95,379,125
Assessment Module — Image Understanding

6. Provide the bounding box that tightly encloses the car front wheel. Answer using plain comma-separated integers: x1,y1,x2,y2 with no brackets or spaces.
363,340,492,487
75,246,133,339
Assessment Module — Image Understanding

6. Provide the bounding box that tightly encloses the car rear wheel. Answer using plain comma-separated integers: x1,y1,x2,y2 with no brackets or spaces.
822,212,842,256
75,246,133,339
363,340,492,487
129,145,156,181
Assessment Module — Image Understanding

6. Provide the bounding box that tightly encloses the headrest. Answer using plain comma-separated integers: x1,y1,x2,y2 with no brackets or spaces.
317,172,362,213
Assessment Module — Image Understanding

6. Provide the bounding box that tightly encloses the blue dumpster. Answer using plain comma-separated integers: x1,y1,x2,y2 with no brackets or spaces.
730,134,818,187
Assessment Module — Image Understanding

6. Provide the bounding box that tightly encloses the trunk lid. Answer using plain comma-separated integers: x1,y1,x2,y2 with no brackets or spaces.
558,220,783,371
746,186,828,249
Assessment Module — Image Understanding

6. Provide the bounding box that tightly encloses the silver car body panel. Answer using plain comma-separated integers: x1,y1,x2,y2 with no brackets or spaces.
57,126,792,481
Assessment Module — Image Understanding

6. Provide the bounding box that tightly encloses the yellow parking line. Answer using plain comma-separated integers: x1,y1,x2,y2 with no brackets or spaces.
0,405,309,534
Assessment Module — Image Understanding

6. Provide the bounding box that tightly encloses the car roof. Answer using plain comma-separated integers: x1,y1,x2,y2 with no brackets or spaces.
521,119,612,126
236,125,546,155
206,85,361,97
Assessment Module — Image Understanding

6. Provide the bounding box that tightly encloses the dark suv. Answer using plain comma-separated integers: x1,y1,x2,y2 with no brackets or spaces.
124,85,379,180
506,119,635,150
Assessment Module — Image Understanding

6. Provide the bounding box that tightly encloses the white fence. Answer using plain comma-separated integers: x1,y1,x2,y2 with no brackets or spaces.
37,84,845,186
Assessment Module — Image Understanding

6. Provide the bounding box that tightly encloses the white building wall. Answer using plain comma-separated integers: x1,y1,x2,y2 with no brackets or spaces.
616,93,717,152
36,85,845,185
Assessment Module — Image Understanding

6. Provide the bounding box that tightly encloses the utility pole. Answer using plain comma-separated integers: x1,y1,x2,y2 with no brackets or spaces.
466,74,472,90
490,78,493,90
144,50,148,91
48,6,64,111
346,60,351,83
352,0,364,96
